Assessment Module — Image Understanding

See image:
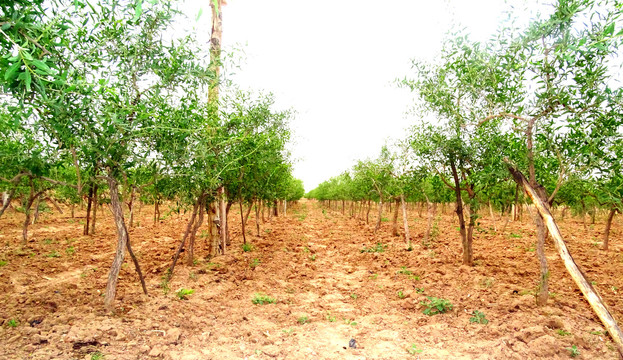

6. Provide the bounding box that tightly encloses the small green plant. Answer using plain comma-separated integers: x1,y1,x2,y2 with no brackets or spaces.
396,266,413,275
326,312,336,322
309,254,316,261
589,330,603,335
469,311,489,324
480,277,495,288
160,274,170,295
509,232,522,238
415,287,425,294
407,344,423,355
176,288,194,300
282,328,295,335
361,242,386,253
252,293,276,305
264,229,272,234
409,274,421,281
46,251,61,258
90,351,105,360
344,318,357,326
241,243,254,252
65,246,75,255
6,319,18,328
298,214,306,221
381,217,389,222
302,246,311,253
556,329,572,336
397,291,406,299
189,272,197,281
567,345,580,357
250,258,260,269
297,316,309,325
420,297,453,316
350,293,358,300
0,260,7,267
369,273,378,280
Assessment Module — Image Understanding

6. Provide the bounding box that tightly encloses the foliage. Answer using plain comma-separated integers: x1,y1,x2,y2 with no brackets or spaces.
6,319,18,328
567,345,580,358
241,243,254,252
297,316,309,325
360,242,386,253
176,288,195,300
469,311,489,324
420,297,453,316
251,293,276,305
407,344,423,355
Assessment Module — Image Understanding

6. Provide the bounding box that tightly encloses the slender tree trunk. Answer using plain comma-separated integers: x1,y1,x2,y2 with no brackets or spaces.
187,196,205,266
219,186,227,255
240,201,247,244
84,185,93,235
128,187,136,228
392,198,400,236
489,201,497,232
366,200,371,224
507,164,623,357
91,184,98,234
0,188,15,218
47,197,64,214
449,157,472,266
169,199,200,278
374,197,383,233
273,200,278,217
22,186,37,246
255,201,261,236
424,195,434,244
32,196,41,224
581,201,587,231
400,194,411,248
244,201,253,224
225,201,232,245
603,208,616,251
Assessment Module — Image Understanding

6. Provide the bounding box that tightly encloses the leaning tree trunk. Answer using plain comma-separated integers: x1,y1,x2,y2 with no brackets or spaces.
366,200,371,224
187,195,205,266
424,195,434,244
255,200,261,236
169,198,199,278
104,176,148,310
449,157,472,266
0,188,15,218
602,208,616,251
400,194,411,248
84,185,93,235
507,163,623,357
22,187,37,246
392,198,400,237
488,201,498,232
218,186,227,255
91,184,98,234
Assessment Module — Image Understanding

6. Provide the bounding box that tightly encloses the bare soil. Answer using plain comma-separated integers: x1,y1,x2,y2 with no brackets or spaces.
0,200,621,359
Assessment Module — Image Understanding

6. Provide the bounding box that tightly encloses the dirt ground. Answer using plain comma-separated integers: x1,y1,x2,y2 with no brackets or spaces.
0,199,621,359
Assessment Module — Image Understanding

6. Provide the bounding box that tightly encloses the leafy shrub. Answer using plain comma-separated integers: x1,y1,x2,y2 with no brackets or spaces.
176,288,194,300
360,242,386,253
469,310,489,324
252,293,276,305
420,297,453,315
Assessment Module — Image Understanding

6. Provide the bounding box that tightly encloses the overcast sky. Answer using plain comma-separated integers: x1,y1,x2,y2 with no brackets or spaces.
183,0,542,191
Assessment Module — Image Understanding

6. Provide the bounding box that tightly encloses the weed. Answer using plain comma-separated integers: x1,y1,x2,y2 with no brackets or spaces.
241,243,254,252
407,344,423,355
90,351,105,360
176,288,194,300
509,232,522,238
298,214,306,221
65,246,75,256
479,277,495,288
0,260,7,267
590,280,597,285
297,316,309,325
556,329,572,336
160,275,170,295
589,330,602,335
397,291,406,299
189,272,197,281
396,266,413,275
519,289,533,296
428,250,437,258
285,287,295,294
252,293,276,305
567,345,580,357
250,258,260,269
309,254,317,261
415,287,425,294
469,311,489,324
408,274,421,281
6,319,18,327
326,312,336,322
303,246,311,253
344,318,357,326
264,229,272,234
420,297,453,316
80,272,87,278
360,242,386,253
46,251,61,258
350,293,358,300
369,273,378,280
282,328,295,335
322,209,326,215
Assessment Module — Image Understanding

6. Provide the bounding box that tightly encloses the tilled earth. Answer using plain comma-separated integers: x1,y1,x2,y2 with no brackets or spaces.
0,200,621,359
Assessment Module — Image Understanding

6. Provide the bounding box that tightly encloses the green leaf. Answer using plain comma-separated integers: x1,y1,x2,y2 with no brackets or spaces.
133,0,143,21
1,23,10,30
31,59,53,74
4,62,20,81
604,22,615,36
24,70,32,91
21,50,33,61
196,7,203,21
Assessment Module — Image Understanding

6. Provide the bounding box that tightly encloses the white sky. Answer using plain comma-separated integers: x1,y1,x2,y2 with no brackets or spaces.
182,0,541,191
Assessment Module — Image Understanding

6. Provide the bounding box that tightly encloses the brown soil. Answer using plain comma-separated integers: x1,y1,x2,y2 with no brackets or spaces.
0,200,621,359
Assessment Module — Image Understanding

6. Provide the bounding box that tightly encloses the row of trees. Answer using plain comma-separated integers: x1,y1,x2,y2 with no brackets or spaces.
307,0,623,353
0,0,303,309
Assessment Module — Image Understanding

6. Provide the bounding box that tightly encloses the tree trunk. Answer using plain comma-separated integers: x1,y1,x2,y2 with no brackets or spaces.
392,198,400,237
400,194,411,248
154,199,160,224
84,185,93,235
240,201,247,244
507,164,623,357
488,201,497,232
603,208,616,251
91,184,98,234
225,201,232,245
187,196,205,266
219,186,227,255
366,200,371,224
32,196,41,224
0,188,15,218
449,157,472,266
374,197,383,233
424,195,434,244
169,199,200,278
47,196,64,214
255,200,261,236
128,187,136,228
22,186,37,246
273,200,278,217
104,177,130,310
